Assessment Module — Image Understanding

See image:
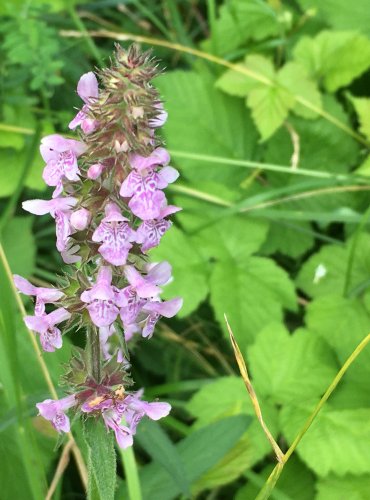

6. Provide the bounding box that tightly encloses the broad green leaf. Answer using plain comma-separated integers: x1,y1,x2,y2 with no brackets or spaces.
247,83,294,141
187,377,279,492
236,456,315,500
155,70,258,186
261,220,315,258
150,227,209,317
210,257,296,348
278,62,322,119
296,0,370,36
316,474,370,500
296,233,370,299
2,217,36,276
248,323,338,404
280,404,370,476
136,419,190,495
83,418,116,500
120,415,251,500
305,295,370,395
0,148,45,198
348,95,370,141
203,0,283,55
293,31,370,92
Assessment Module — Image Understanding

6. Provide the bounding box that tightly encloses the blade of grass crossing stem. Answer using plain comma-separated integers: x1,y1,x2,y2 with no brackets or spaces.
121,445,142,500
224,315,284,463
255,332,370,499
0,254,47,499
60,29,369,147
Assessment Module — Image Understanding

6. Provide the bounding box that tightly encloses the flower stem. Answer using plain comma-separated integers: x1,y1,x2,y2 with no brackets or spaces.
87,325,101,382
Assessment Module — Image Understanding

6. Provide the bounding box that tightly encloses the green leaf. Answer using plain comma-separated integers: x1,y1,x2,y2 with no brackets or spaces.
305,295,370,395
248,323,338,404
136,419,190,495
216,55,322,140
155,70,258,186
150,227,209,317
296,0,370,37
134,415,252,500
2,217,36,276
83,418,116,500
280,404,370,476
261,220,315,258
203,0,283,56
293,31,370,92
348,94,370,141
296,233,370,299
186,377,279,493
236,456,315,500
316,474,370,500
210,257,296,348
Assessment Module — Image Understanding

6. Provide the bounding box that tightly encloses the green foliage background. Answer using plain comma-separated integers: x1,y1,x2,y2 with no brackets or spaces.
1,0,370,498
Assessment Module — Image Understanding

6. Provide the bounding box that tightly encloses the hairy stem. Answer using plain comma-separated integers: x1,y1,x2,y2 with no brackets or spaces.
87,325,101,382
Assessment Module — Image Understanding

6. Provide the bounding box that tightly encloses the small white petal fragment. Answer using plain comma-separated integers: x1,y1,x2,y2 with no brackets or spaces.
313,264,327,284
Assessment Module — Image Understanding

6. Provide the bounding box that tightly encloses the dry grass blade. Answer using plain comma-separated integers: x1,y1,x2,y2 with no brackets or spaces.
45,440,74,500
224,314,284,463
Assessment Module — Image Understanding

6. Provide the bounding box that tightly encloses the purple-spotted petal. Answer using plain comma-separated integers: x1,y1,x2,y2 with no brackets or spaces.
40,326,63,352
136,219,172,252
86,301,119,327
129,190,166,221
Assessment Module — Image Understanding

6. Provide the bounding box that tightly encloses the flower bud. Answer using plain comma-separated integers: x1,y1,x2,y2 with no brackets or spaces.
70,208,91,231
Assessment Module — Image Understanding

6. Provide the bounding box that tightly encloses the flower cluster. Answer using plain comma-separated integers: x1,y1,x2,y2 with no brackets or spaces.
14,45,182,447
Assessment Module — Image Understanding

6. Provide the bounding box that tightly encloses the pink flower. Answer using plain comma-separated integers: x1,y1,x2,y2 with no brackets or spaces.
23,197,77,253
149,102,168,128
129,147,170,172
92,203,135,266
13,275,64,315
119,262,172,324
102,412,134,449
120,167,179,221
136,204,181,252
36,394,76,433
80,267,121,327
87,163,105,180
70,208,91,231
24,308,71,352
69,72,99,134
40,135,86,197
141,298,183,338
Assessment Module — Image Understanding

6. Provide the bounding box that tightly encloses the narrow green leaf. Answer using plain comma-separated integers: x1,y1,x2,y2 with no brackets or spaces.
83,417,116,500
136,419,190,495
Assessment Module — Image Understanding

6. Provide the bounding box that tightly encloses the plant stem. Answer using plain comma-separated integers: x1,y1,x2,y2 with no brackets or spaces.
121,445,142,500
87,325,101,382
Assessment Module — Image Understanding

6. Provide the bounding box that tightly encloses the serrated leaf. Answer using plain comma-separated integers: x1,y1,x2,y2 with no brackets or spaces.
296,233,370,299
261,220,315,258
155,70,258,186
348,94,370,141
202,0,282,56
280,404,370,476
293,31,370,92
210,257,296,348
150,227,209,317
316,473,370,500
83,418,116,500
248,323,338,404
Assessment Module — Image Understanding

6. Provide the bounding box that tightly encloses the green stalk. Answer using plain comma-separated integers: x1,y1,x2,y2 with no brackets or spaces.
66,1,102,64
120,445,142,500
87,325,101,383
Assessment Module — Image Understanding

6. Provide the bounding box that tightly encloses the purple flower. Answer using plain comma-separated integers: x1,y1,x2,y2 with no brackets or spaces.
149,103,168,128
80,266,120,327
120,167,179,220
103,412,134,449
23,196,77,253
87,163,105,180
129,147,170,172
40,135,86,197
24,308,71,352
136,204,181,252
69,72,99,134
70,208,91,231
13,275,64,315
92,203,135,266
119,262,172,324
141,298,183,338
36,394,76,433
